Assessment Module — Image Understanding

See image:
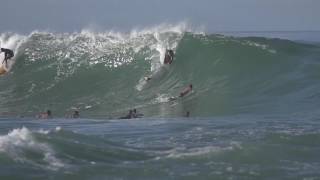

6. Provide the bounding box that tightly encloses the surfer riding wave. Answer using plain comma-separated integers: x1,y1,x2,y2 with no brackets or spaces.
0,48,14,68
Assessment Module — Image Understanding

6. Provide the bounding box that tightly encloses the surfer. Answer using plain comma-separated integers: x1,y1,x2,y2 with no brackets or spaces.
37,110,52,119
119,110,134,119
133,109,144,118
168,84,193,102
0,48,14,67
72,110,80,118
120,109,144,119
164,49,174,64
179,84,193,97
185,111,190,117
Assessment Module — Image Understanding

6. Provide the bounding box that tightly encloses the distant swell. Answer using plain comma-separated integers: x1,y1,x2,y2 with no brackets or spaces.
0,26,320,118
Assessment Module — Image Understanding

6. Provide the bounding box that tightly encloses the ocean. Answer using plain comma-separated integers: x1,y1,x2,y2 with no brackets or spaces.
0,25,320,179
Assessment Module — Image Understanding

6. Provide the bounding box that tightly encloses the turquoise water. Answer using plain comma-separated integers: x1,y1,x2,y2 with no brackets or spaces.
0,27,320,179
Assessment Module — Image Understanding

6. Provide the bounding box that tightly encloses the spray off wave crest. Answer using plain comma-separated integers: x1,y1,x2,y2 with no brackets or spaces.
0,24,320,118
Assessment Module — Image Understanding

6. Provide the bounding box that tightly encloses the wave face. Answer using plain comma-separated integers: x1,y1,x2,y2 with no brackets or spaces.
1,28,320,118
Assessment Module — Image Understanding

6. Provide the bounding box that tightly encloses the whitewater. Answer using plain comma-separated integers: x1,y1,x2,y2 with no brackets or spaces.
0,24,320,179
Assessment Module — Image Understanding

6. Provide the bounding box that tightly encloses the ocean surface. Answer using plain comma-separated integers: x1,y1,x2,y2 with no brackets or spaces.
0,25,320,179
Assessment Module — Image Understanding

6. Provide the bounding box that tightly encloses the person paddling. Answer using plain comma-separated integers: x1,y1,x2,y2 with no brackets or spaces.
179,84,193,97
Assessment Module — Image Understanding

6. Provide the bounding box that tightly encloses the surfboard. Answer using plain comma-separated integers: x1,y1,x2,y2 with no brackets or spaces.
0,66,7,75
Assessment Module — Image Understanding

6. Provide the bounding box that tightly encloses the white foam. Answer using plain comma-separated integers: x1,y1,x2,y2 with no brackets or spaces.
55,126,62,132
242,40,277,54
167,142,242,159
167,146,232,158
0,127,64,170
226,166,233,172
1,23,202,90
135,77,148,91
155,94,172,103
38,128,50,135
85,105,92,109
26,23,194,70
43,152,64,170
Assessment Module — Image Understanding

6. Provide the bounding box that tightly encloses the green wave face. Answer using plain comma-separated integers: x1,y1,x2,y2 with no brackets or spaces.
1,31,320,118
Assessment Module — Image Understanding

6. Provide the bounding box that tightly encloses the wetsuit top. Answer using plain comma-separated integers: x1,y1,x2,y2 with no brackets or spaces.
1,48,14,58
